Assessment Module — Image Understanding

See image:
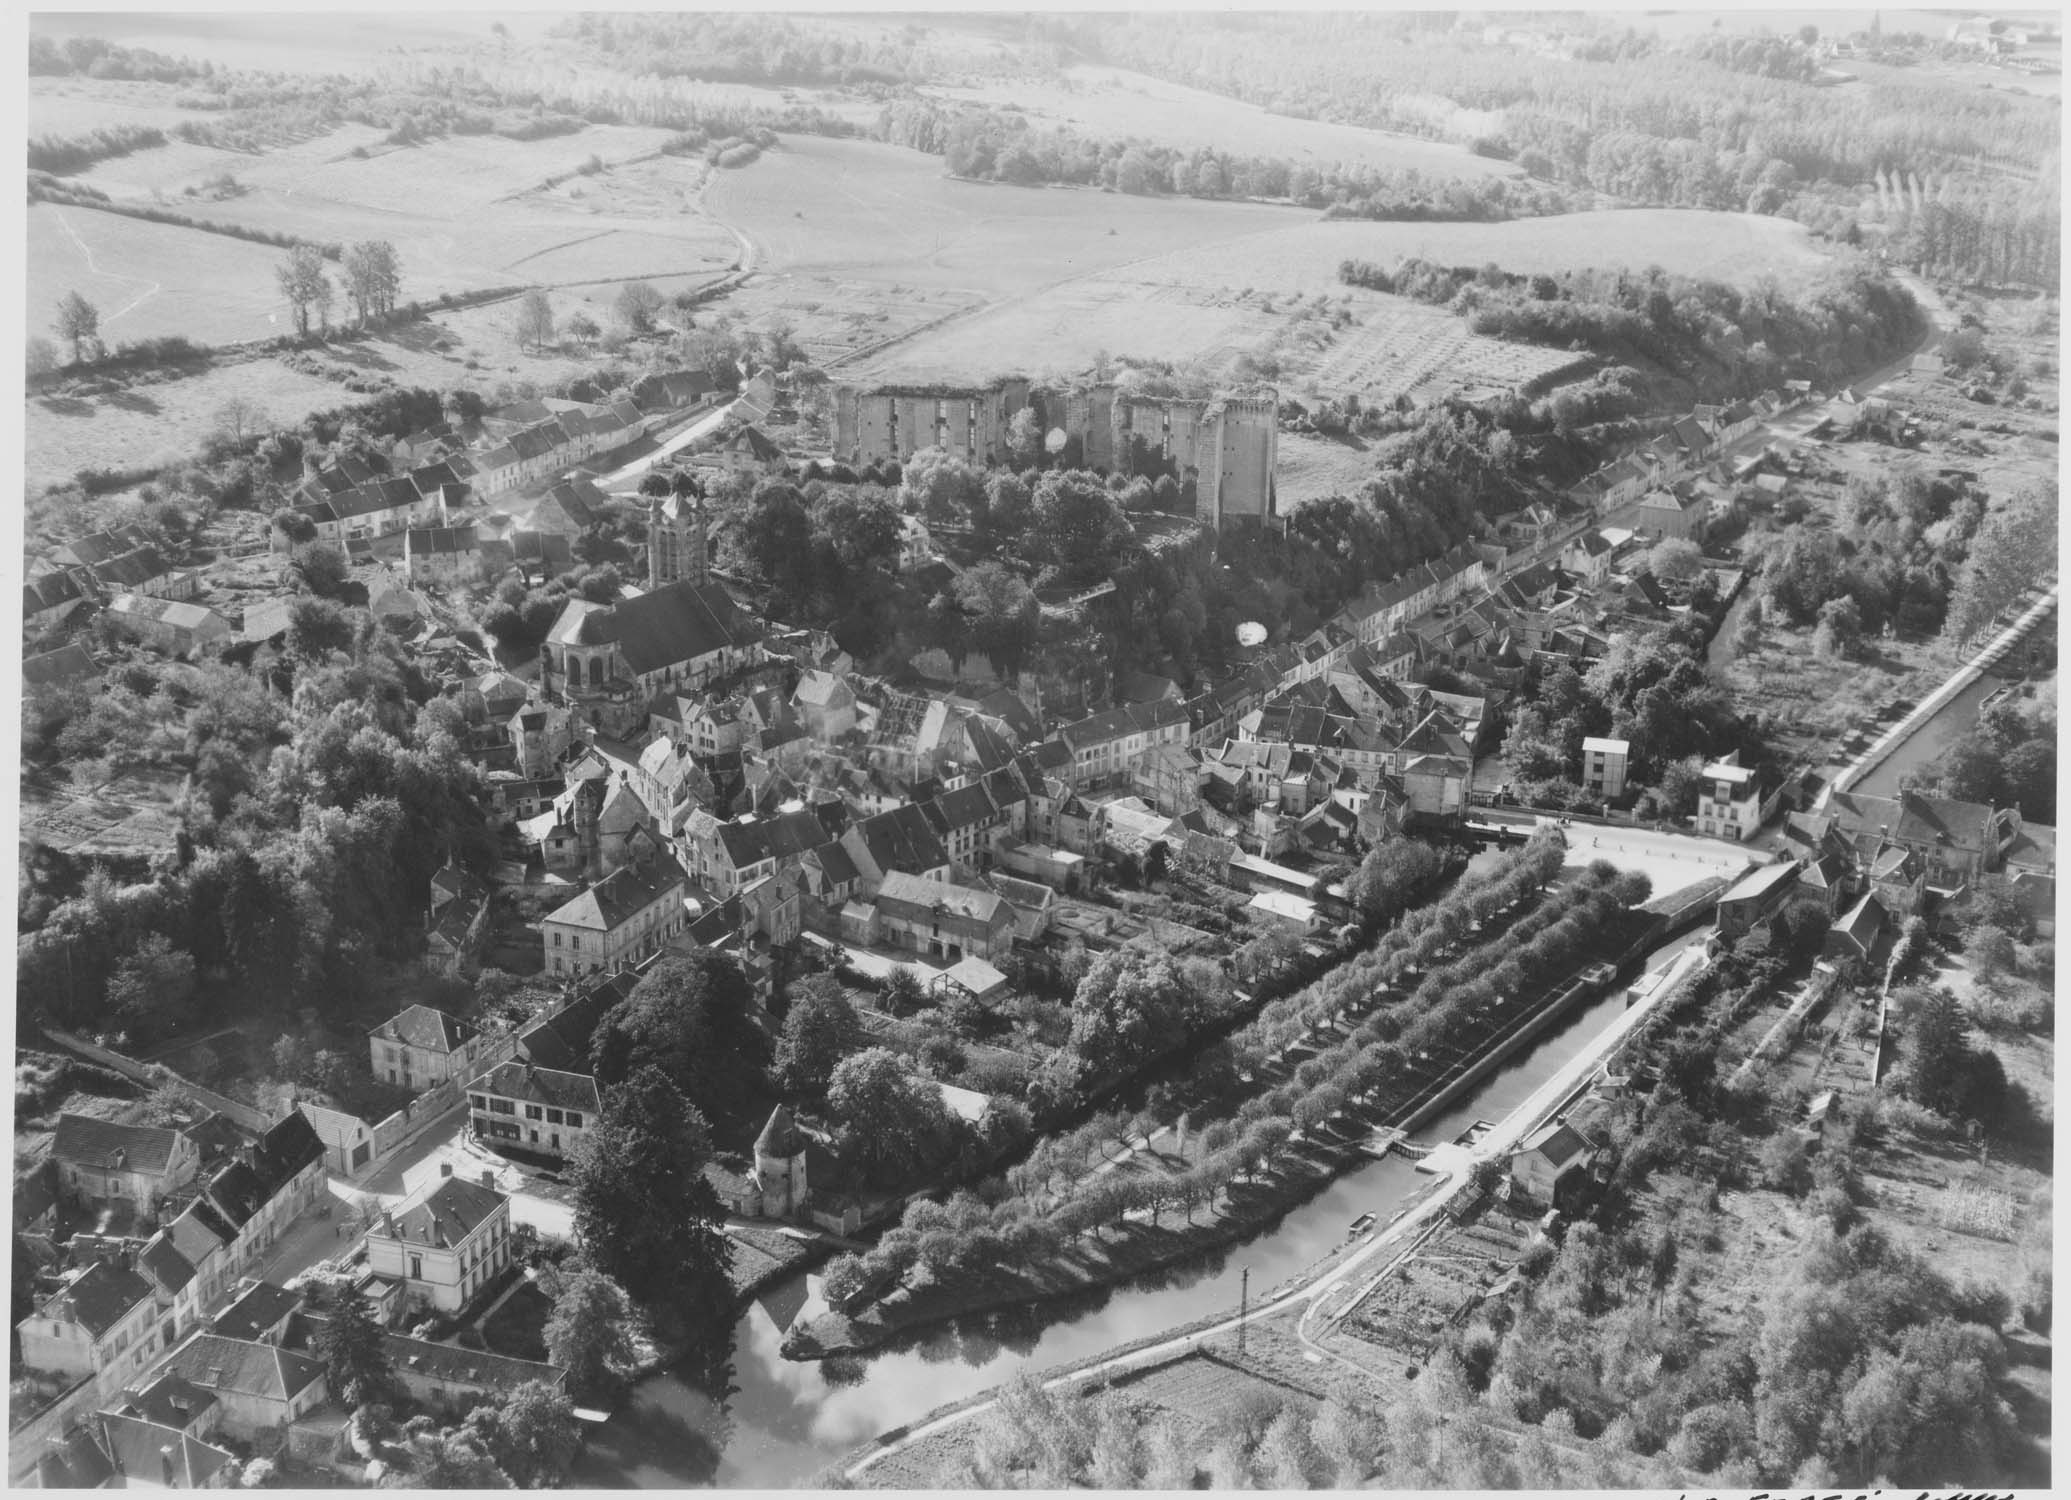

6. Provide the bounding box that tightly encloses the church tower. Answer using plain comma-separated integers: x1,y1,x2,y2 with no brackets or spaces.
645,479,709,588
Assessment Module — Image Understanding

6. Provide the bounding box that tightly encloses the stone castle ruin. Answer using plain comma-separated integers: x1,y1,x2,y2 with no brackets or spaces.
833,378,1278,531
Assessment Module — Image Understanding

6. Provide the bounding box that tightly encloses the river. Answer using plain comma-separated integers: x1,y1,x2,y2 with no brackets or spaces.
571,918,1714,1489
1847,671,2009,799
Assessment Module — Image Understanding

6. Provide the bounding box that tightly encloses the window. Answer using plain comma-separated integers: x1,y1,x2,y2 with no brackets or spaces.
571,935,582,950
524,1105,542,1121
546,1109,563,1125
410,1254,423,1281
469,1095,487,1111
566,1112,583,1128
553,932,562,948
490,1099,514,1115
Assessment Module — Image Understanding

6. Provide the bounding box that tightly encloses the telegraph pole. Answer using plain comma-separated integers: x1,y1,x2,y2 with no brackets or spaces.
1238,1267,1249,1358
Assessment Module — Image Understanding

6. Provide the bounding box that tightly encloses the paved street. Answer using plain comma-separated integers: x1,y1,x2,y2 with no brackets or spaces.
351,1110,580,1241
594,399,738,493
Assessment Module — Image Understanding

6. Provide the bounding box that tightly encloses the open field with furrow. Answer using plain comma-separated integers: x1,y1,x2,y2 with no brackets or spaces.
702,135,1308,294
27,202,303,346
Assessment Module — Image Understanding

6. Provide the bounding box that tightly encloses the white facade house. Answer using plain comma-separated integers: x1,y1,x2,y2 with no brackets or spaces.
364,1177,513,1316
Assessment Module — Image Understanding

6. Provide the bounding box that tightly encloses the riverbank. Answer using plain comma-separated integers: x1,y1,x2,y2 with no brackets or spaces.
1821,585,2059,806
783,909,1654,1362
621,1221,833,1381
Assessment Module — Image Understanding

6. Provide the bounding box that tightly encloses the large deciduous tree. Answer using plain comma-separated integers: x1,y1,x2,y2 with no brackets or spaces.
54,291,99,364
341,240,401,327
567,1067,735,1368
774,974,865,1098
614,280,666,334
1066,943,1207,1085
276,245,332,337
541,1267,636,1397
514,288,555,354
462,1380,582,1488
588,947,764,1125
1032,471,1131,584
824,1047,951,1182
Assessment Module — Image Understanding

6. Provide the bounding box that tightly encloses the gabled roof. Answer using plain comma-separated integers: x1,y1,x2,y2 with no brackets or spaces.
40,1260,153,1336
104,595,230,637
37,1426,115,1489
25,569,84,614
98,1413,235,1489
137,1230,196,1296
1832,891,1890,952
22,642,99,689
378,1328,568,1396
371,1004,478,1055
875,871,1009,927
1516,1120,1591,1170
515,977,629,1071
544,856,689,931
1719,860,1802,907
1060,697,1189,747
805,840,860,886
114,1369,220,1431
847,804,949,877
161,1332,325,1402
475,1060,601,1115
53,524,154,567
547,578,760,675
51,1114,186,1175
209,1280,301,1343
205,1161,266,1228
166,1199,234,1265
928,781,999,833
793,668,853,708
1892,789,1994,850
254,1111,326,1192
379,1175,507,1248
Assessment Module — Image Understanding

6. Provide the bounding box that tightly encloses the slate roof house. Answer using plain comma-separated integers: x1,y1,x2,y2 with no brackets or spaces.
367,1005,483,1091
52,1115,202,1211
540,854,690,977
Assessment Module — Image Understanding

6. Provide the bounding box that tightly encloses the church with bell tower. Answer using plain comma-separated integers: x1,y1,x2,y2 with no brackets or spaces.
647,478,709,589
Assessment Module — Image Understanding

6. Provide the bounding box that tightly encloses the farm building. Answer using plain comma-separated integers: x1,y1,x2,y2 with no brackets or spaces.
24,569,86,633
23,641,100,690
101,595,232,657
402,524,482,584
1715,860,1802,941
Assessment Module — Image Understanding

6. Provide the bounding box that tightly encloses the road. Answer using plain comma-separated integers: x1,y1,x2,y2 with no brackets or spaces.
845,936,1714,1481
593,398,738,493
